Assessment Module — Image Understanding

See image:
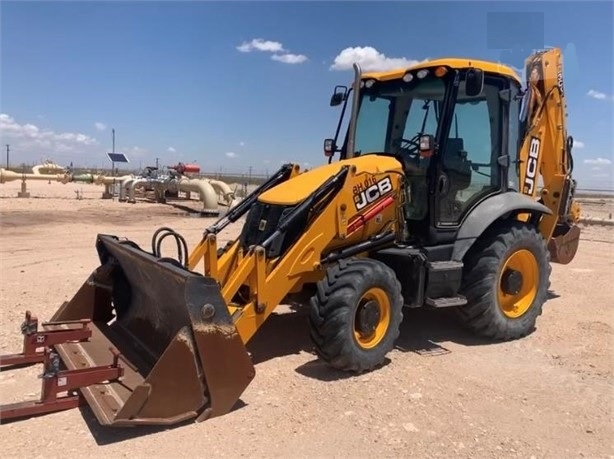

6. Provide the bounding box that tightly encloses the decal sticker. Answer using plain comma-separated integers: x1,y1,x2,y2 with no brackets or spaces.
353,176,393,210
523,136,541,195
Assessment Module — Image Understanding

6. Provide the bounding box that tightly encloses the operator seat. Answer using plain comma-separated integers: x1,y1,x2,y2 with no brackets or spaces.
439,137,472,222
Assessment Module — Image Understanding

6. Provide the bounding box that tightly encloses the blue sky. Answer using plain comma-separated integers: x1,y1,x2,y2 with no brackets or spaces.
1,1,612,189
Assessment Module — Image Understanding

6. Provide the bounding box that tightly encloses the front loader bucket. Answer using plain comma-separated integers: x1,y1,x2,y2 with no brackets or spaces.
44,234,255,426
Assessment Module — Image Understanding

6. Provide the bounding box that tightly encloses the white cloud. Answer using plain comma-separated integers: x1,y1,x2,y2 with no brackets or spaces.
574,140,585,149
94,122,107,131
167,147,176,153
237,38,285,53
237,38,308,64
330,46,424,72
583,157,612,166
225,152,237,159
0,113,99,163
0,114,97,146
239,141,245,147
587,89,614,101
271,53,308,64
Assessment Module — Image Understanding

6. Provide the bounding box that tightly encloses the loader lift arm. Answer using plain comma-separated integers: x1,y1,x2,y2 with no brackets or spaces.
186,159,403,344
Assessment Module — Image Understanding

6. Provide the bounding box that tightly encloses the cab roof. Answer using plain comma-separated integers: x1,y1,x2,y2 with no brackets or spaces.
362,57,522,84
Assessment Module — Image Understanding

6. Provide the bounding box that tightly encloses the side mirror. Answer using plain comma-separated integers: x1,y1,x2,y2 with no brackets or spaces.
419,134,434,158
323,138,336,157
330,85,348,106
465,68,484,97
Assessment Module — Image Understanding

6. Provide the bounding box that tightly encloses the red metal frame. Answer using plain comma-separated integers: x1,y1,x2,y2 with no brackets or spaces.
0,311,91,368
0,311,126,423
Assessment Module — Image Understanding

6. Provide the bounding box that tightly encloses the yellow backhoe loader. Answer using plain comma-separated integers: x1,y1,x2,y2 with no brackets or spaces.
1,47,580,427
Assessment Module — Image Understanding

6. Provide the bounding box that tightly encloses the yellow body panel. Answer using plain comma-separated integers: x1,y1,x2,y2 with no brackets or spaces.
188,156,405,344
362,57,521,84
258,155,404,206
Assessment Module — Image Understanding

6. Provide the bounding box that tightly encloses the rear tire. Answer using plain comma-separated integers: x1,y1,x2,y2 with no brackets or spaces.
309,258,404,373
457,221,551,340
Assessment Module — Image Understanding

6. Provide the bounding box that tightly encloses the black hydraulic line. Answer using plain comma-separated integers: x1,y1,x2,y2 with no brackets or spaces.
260,166,350,251
204,163,296,235
151,226,189,267
156,232,188,266
320,231,396,265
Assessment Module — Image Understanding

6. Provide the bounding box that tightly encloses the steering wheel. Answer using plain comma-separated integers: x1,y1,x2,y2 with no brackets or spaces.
397,133,422,164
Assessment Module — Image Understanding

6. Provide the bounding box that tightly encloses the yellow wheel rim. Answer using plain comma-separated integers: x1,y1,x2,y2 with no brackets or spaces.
353,287,391,349
497,249,539,319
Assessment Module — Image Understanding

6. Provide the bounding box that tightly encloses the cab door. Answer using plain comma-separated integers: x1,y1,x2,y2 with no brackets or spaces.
434,75,508,228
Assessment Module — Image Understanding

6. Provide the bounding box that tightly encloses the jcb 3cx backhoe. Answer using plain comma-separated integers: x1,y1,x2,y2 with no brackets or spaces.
1,47,580,426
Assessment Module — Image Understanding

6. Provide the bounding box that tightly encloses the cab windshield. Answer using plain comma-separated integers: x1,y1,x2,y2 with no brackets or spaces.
352,77,447,158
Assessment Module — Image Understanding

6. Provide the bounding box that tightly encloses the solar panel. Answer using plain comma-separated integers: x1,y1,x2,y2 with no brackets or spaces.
106,152,129,163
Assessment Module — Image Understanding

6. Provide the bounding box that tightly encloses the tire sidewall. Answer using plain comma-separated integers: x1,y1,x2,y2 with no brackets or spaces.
347,266,401,361
309,258,404,372
490,227,550,330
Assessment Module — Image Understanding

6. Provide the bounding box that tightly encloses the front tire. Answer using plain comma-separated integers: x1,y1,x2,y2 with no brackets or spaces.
457,221,551,340
309,258,404,373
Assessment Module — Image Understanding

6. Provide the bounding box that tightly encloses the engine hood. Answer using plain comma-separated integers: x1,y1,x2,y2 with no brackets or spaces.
258,154,403,206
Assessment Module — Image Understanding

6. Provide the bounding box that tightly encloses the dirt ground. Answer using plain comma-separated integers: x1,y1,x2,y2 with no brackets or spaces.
0,181,613,459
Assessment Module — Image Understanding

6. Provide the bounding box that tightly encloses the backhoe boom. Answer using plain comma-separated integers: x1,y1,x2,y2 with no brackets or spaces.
518,48,581,263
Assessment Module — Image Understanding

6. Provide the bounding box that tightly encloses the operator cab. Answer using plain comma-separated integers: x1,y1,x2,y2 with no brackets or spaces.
325,59,523,246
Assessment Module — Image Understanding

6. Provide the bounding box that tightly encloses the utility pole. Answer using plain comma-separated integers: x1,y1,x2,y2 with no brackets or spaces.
111,128,116,178
5,144,9,169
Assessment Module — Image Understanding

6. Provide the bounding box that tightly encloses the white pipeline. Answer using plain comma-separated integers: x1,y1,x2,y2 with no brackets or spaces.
128,178,149,203
0,168,70,184
119,178,136,201
207,179,236,207
94,175,134,186
178,177,218,213
32,162,65,175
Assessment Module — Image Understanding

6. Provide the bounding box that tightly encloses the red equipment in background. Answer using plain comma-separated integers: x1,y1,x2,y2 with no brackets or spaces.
169,162,201,175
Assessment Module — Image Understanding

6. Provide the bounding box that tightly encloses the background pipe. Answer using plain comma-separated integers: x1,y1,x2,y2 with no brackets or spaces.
32,162,65,175
71,174,96,184
119,178,136,201
0,169,70,184
178,177,218,213
207,179,237,207
127,178,148,203
94,174,133,185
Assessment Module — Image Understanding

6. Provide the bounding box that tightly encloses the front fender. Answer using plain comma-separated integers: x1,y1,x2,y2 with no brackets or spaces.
451,192,552,261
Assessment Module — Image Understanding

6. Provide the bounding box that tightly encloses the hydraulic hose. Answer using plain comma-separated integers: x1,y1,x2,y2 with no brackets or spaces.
151,226,189,268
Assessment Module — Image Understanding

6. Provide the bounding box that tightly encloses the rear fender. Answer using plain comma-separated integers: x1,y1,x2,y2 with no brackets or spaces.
451,192,552,261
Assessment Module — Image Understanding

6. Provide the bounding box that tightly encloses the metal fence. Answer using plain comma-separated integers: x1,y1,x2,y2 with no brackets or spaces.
4,163,612,195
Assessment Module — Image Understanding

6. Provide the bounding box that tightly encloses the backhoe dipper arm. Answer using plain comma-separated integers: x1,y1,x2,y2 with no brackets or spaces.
517,47,581,264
